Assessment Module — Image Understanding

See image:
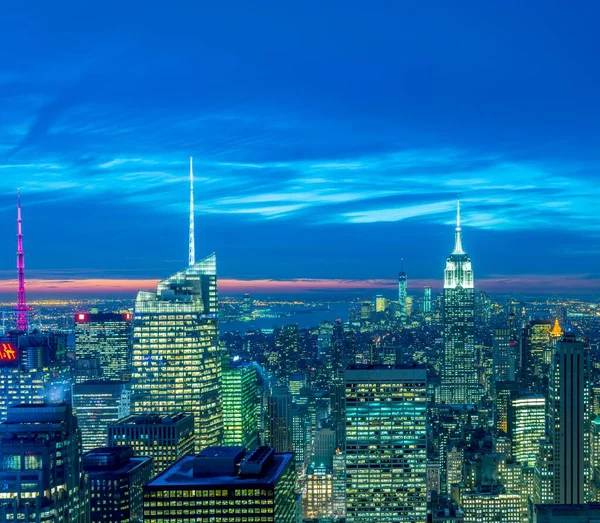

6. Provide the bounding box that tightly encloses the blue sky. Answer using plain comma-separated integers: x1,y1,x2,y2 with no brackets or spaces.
1,2,600,295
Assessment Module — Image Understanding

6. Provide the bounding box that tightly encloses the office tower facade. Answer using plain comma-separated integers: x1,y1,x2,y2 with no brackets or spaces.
508,393,545,468
84,446,152,523
304,464,334,519
314,426,336,468
493,327,517,384
495,381,519,434
274,324,299,378
108,412,195,475
375,295,388,313
143,446,296,523
72,380,131,453
461,491,522,523
398,264,408,323
266,385,293,452
222,359,258,449
534,439,555,505
131,253,221,449
0,404,89,522
345,365,428,522
591,417,600,501
440,203,479,405
329,376,346,450
423,286,432,314
548,334,591,504
0,338,45,421
533,503,600,522
521,320,553,391
74,312,133,381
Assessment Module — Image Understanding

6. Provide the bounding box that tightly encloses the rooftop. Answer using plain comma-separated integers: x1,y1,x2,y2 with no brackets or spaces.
110,412,192,426
146,449,293,489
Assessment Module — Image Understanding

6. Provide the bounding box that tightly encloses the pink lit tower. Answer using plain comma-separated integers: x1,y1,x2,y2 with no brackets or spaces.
16,190,28,332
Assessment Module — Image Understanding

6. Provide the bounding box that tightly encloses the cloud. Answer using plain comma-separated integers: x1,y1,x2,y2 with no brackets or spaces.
2,273,600,298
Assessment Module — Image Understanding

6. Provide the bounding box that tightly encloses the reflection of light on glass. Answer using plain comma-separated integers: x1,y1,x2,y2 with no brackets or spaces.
232,355,241,362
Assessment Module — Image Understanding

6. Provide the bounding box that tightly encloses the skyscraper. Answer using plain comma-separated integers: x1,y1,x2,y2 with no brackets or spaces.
440,202,479,405
274,324,299,378
345,364,427,522
266,385,293,452
74,311,133,381
548,334,591,504
222,358,258,449
72,380,131,453
493,327,517,384
423,286,432,314
108,412,195,475
84,446,152,523
142,446,296,523
131,253,221,449
0,404,89,521
398,261,408,324
508,393,545,468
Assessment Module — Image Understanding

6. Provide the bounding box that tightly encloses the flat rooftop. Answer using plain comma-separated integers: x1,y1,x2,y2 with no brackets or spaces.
146,452,293,489
110,413,192,426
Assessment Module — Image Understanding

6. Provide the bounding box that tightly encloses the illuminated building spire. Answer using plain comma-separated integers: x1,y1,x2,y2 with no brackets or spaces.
16,189,28,331
550,317,563,338
188,156,195,266
452,200,465,255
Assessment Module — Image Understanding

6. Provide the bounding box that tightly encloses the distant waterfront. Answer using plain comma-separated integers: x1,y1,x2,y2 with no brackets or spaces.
220,301,350,333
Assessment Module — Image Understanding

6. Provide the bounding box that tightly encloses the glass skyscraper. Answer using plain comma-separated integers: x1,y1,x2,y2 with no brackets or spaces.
222,359,258,449
131,253,222,449
345,364,428,522
440,202,479,405
74,312,133,381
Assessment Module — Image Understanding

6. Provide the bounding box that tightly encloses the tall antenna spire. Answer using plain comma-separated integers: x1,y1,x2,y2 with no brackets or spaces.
16,189,28,332
188,156,195,266
452,199,465,254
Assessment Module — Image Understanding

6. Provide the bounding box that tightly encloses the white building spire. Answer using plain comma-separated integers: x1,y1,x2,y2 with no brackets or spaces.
188,156,195,266
452,200,464,255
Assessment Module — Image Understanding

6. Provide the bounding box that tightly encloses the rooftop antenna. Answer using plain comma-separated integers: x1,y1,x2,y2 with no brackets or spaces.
188,156,195,266
16,189,28,332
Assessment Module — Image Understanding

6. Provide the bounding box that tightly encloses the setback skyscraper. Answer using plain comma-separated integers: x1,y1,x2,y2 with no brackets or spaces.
440,202,479,405
548,334,591,504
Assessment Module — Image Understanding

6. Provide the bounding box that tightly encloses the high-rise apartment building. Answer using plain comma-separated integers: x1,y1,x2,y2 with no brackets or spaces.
345,364,427,522
131,253,221,449
72,379,131,453
548,334,591,504
84,446,152,523
108,412,195,475
0,404,89,522
440,202,479,405
222,359,258,449
142,446,296,523
74,312,133,381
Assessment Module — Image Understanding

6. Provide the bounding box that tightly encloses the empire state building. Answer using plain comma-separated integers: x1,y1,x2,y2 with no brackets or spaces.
440,202,480,405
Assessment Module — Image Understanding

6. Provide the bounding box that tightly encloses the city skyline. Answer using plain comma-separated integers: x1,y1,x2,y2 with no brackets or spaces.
2,3,600,297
